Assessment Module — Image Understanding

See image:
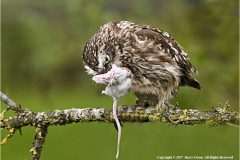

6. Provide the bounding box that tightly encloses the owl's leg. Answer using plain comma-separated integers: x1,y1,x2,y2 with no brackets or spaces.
164,101,171,108
155,100,167,112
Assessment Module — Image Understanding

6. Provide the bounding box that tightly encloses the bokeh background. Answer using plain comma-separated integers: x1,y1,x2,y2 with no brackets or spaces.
1,0,239,160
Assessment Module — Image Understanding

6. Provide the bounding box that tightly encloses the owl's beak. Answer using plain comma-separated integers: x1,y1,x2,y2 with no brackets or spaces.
99,68,107,74
99,65,112,74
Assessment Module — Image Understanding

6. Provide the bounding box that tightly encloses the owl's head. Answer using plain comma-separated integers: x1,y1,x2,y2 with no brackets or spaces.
82,22,123,75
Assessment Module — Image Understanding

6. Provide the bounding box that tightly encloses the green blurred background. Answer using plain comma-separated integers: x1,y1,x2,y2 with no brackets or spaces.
1,0,239,160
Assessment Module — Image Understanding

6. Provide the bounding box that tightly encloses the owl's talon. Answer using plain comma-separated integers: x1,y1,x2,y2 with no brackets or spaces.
164,101,177,109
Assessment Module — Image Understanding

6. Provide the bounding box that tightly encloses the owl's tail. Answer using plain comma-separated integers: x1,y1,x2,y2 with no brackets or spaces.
180,74,202,90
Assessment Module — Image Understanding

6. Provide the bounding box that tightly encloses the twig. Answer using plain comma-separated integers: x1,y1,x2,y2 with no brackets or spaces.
30,124,48,160
0,91,18,109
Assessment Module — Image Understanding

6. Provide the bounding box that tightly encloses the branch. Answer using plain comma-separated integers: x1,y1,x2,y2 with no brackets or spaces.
0,91,239,160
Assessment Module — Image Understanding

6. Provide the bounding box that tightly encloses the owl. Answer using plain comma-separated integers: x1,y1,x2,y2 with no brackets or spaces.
82,21,201,111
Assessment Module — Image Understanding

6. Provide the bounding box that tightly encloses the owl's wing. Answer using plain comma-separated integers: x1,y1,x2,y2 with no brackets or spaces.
133,26,201,90
134,26,198,74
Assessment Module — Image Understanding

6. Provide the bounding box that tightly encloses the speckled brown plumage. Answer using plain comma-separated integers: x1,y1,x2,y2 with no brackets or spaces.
82,21,201,111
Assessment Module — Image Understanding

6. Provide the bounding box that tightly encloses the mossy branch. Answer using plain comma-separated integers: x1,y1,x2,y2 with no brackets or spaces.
0,91,239,160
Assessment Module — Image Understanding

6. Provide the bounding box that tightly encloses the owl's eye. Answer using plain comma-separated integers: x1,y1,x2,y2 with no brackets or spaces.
105,55,111,64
